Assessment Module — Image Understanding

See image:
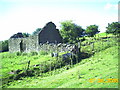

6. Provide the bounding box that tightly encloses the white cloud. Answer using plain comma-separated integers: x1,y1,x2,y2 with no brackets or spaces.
104,3,118,10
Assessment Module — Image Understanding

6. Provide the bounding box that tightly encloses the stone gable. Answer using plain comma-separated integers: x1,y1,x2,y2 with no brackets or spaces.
38,22,62,43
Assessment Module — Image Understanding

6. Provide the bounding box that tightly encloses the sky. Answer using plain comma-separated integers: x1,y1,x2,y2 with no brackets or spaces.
0,0,119,41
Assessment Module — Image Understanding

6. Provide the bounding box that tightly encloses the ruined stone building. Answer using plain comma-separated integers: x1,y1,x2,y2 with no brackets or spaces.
9,22,63,52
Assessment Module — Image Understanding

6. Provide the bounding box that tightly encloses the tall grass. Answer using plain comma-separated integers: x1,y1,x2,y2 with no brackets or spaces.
1,35,118,88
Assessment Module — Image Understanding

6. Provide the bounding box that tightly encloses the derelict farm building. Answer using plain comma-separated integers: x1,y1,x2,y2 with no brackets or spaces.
9,22,63,52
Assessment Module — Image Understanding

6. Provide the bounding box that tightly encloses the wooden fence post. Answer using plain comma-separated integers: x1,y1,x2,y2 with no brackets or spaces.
26,60,30,71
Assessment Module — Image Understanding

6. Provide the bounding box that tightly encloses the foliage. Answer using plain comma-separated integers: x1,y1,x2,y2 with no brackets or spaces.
16,52,22,56
39,50,48,55
22,33,30,37
32,28,42,35
0,40,8,52
0,29,118,88
81,37,118,54
85,25,99,37
30,51,38,56
1,45,118,88
106,22,120,36
22,52,28,56
60,20,84,43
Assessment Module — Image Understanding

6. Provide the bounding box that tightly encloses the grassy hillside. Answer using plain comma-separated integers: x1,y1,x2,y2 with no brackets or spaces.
96,32,113,37
2,46,118,88
0,35,118,88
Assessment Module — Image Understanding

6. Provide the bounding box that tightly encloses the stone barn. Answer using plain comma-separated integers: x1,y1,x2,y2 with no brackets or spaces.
9,22,63,52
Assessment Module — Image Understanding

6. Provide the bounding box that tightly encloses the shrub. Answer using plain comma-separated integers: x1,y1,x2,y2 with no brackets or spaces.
30,51,38,56
0,40,8,52
39,50,48,55
22,52,28,56
16,52,22,56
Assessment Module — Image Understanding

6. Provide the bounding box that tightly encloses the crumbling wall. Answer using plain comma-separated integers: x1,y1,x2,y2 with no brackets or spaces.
9,37,77,53
9,35,39,53
38,43,75,53
25,35,39,52
9,38,23,52
9,22,64,53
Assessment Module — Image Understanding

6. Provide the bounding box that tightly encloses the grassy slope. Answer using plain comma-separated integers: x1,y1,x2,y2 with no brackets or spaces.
1,52,53,79
96,32,113,37
5,46,118,88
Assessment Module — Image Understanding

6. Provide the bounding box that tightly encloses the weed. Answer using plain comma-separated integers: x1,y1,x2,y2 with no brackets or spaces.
30,51,38,56
39,50,48,55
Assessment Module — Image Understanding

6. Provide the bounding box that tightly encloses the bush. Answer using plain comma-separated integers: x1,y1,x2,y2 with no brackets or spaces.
30,51,38,56
22,52,28,56
16,52,22,56
0,40,8,52
39,51,48,55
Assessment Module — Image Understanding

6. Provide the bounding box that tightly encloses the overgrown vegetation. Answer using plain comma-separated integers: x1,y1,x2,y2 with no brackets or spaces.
106,22,120,36
0,40,8,52
0,33,118,88
60,20,84,43
85,25,99,37
0,20,119,88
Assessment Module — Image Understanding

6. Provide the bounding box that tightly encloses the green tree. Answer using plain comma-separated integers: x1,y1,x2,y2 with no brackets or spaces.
0,40,8,52
33,28,42,35
60,20,84,43
85,25,99,37
106,22,120,36
23,33,30,37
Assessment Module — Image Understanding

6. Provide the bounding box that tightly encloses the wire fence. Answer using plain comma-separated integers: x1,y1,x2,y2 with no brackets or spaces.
3,36,118,81
27,36,118,77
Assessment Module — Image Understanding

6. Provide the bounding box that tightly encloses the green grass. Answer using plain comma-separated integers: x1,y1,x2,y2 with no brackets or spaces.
96,32,113,37
1,45,118,88
0,36,118,88
1,52,53,79
81,32,113,40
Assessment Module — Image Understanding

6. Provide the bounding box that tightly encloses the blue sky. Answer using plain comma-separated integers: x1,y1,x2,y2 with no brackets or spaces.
0,0,118,41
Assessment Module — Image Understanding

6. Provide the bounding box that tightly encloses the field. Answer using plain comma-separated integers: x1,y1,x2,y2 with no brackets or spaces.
0,33,119,88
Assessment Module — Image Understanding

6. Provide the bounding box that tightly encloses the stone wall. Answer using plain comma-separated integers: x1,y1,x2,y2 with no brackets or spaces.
25,35,39,52
9,22,63,53
9,38,22,52
9,37,75,53
9,35,39,53
38,43,75,53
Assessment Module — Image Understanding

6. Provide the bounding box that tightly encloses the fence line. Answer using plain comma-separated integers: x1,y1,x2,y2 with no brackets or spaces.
27,36,118,76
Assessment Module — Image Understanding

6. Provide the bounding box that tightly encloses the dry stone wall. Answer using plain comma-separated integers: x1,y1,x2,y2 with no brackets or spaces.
9,38,22,52
9,35,39,53
9,37,75,53
25,35,39,52
38,43,75,53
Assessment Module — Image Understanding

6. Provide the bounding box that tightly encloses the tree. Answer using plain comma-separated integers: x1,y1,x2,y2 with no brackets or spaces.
23,33,30,37
106,22,120,36
85,25,99,37
32,28,42,35
60,20,84,43
0,40,8,52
